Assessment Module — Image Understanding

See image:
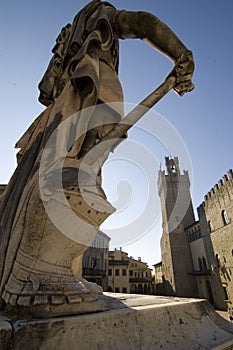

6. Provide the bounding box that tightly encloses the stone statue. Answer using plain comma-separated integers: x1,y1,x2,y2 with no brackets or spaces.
0,0,194,317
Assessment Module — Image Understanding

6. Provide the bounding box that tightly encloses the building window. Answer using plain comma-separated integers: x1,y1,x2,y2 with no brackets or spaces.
202,257,207,271
115,287,120,293
223,286,229,301
198,257,203,271
206,280,214,305
129,270,133,276
208,220,214,232
122,269,127,276
222,210,230,225
132,263,137,267
130,284,137,293
215,254,221,268
115,269,119,276
122,287,127,293
108,269,112,276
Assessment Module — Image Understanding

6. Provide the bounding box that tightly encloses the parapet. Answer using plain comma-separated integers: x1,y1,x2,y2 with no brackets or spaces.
204,169,233,201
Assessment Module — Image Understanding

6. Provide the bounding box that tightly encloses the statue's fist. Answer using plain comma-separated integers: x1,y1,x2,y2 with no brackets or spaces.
168,51,195,96
174,80,195,96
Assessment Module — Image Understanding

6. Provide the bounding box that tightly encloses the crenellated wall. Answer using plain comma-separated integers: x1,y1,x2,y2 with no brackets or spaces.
197,169,233,310
204,169,233,202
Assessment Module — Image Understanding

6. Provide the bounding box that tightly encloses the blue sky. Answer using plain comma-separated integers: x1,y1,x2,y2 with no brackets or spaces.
1,0,233,268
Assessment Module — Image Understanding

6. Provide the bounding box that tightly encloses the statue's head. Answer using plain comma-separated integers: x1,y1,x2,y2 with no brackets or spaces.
38,24,72,106
38,0,115,107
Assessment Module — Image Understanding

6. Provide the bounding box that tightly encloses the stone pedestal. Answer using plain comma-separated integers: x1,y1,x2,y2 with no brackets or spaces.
1,293,233,350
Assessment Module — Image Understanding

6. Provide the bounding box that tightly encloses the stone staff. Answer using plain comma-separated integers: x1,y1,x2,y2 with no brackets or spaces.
84,75,177,166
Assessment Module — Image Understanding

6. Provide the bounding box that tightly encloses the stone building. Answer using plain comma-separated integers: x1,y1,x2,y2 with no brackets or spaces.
156,156,233,311
158,157,197,297
108,249,153,294
82,230,110,291
196,170,233,310
153,261,164,295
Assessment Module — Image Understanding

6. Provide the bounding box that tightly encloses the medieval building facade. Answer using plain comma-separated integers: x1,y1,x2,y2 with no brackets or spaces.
156,157,233,311
108,249,153,294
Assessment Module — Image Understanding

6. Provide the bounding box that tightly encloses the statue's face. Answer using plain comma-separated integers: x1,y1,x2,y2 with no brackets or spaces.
38,24,72,106
38,57,57,106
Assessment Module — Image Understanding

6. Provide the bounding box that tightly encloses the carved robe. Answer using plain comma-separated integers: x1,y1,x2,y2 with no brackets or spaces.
0,0,123,310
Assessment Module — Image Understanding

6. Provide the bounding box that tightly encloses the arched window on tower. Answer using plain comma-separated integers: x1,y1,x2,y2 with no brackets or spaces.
222,210,230,225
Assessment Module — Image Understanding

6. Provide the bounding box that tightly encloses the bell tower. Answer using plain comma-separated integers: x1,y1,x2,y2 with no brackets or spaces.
158,157,197,297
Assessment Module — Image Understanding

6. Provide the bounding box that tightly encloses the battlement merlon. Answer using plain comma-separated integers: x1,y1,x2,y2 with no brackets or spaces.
203,169,233,201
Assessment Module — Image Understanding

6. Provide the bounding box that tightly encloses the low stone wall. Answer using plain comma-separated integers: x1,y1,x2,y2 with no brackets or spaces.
1,294,233,350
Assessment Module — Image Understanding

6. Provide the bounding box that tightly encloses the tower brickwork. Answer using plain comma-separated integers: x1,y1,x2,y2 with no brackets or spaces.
158,157,197,297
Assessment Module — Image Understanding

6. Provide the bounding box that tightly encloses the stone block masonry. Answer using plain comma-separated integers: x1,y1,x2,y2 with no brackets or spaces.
1,294,233,350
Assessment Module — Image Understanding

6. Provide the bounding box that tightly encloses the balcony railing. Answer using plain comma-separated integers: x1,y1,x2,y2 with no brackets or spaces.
82,268,107,277
109,260,129,265
129,278,152,283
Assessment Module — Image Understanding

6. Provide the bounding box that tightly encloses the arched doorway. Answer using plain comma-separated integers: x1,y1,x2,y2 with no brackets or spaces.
138,284,143,294
130,284,137,294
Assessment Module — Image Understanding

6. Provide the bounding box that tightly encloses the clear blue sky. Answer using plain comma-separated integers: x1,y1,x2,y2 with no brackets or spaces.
1,0,233,268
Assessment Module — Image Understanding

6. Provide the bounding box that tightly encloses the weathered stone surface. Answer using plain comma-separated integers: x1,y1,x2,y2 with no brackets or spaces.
2,295,233,350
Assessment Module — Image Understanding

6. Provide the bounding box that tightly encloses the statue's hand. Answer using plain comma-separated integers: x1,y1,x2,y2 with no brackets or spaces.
168,51,195,96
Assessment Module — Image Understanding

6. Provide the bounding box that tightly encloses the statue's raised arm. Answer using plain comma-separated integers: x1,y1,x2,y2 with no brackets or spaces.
107,6,194,95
